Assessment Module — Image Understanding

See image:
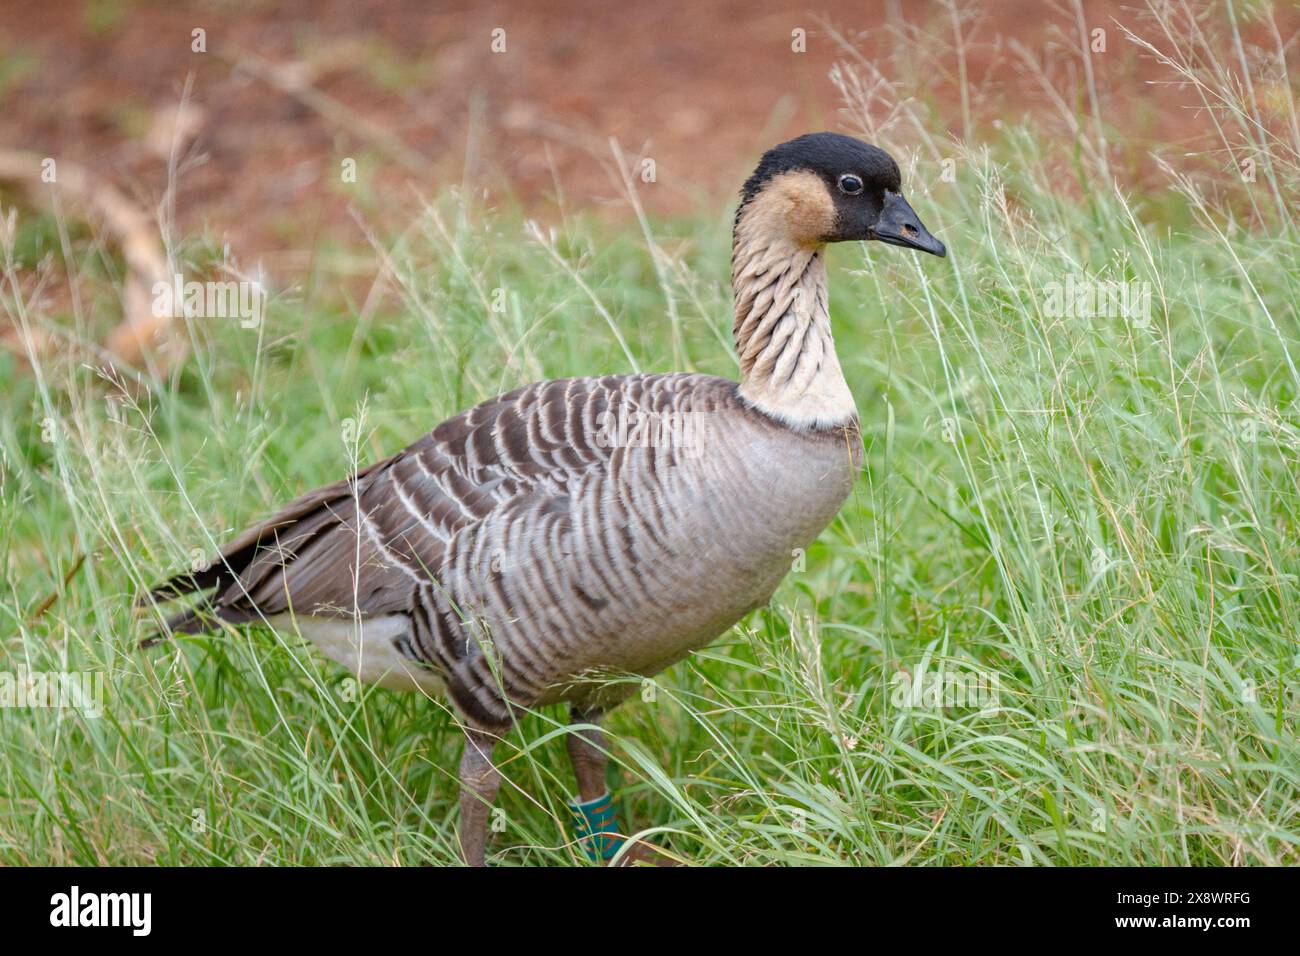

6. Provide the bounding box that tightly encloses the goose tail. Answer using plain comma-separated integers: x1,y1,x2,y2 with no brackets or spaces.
138,455,397,647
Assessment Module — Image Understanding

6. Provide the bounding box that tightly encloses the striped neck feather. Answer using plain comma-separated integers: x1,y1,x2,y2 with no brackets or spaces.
731,223,856,431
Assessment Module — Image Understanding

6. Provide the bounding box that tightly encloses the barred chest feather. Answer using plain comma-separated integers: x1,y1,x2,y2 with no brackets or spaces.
471,388,865,716
570,405,864,677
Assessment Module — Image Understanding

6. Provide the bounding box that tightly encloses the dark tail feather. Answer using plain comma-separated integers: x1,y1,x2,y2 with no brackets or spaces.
139,605,210,648
137,532,277,648
139,455,396,648
139,602,262,648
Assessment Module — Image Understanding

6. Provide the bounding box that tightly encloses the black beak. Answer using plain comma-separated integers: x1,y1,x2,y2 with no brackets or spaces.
869,192,946,258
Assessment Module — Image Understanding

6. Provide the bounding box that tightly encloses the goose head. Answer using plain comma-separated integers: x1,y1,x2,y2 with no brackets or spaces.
736,132,946,257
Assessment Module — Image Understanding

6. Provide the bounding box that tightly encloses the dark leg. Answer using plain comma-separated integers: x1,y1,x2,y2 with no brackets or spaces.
565,709,673,865
458,727,501,867
566,708,610,802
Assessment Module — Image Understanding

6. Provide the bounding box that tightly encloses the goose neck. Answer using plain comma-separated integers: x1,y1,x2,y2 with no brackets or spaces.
730,230,856,430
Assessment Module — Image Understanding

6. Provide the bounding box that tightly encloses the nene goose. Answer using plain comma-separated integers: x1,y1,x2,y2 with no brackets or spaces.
146,132,946,865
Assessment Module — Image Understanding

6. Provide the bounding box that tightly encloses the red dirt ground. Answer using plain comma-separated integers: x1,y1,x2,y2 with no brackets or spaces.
1,1,1296,275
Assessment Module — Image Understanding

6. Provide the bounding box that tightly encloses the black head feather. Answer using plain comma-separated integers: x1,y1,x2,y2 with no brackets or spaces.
739,132,901,207
735,132,944,255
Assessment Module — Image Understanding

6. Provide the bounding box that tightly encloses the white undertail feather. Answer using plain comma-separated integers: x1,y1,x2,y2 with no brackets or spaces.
267,612,446,694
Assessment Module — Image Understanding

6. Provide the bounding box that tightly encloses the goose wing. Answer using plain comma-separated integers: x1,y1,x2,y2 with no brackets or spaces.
146,373,724,637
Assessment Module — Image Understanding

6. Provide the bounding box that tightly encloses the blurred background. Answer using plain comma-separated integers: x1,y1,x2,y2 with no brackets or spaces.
4,0,1295,267
4,1,1300,867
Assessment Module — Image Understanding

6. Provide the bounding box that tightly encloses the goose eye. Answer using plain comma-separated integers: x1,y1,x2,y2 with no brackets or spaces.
838,174,864,196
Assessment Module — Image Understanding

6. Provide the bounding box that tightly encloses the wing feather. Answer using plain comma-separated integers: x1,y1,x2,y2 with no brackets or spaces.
146,374,738,642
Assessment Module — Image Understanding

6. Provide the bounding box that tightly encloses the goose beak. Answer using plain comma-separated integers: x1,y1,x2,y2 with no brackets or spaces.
869,192,946,258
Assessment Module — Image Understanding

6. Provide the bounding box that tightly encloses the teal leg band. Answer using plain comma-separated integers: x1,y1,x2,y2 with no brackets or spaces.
568,790,621,861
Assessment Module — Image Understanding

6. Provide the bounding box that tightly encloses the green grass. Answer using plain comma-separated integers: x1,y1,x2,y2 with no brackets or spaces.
3,15,1300,865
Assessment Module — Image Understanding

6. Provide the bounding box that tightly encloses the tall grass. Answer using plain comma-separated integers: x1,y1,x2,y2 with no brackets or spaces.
1,2,1297,864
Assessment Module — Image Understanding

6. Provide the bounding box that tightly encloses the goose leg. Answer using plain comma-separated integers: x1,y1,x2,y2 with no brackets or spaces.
566,709,675,866
566,708,610,802
565,708,620,863
458,727,501,866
